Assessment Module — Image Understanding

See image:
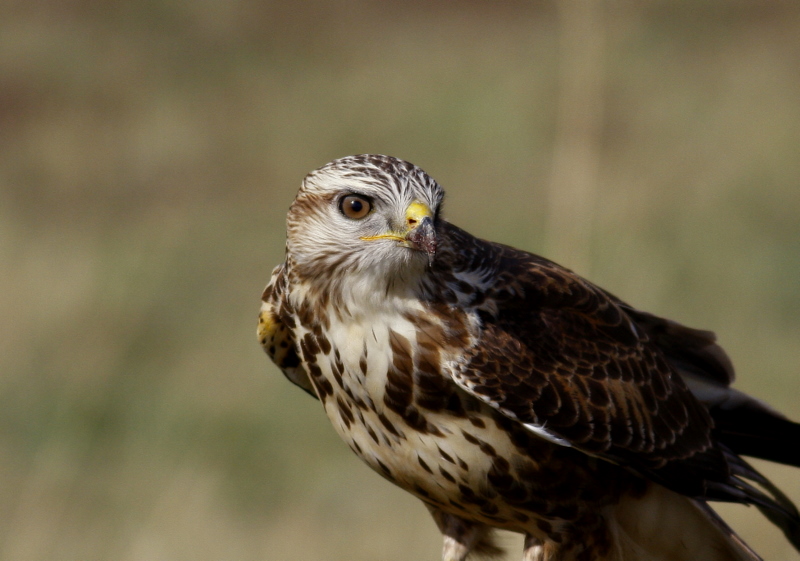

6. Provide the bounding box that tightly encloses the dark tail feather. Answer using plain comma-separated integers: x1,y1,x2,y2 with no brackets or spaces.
711,405,800,467
754,494,800,553
722,450,800,553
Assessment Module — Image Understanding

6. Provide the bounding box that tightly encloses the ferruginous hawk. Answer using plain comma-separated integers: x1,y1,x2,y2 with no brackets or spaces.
258,155,800,561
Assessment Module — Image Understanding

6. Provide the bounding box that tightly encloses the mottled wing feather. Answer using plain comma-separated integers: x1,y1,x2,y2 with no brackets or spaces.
620,300,800,467
617,304,735,386
447,235,730,498
259,264,316,398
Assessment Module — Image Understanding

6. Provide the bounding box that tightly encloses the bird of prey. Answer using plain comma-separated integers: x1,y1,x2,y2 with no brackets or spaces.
258,154,800,561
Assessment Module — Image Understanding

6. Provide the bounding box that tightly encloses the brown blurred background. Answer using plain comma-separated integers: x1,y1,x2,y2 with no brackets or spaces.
1,1,799,560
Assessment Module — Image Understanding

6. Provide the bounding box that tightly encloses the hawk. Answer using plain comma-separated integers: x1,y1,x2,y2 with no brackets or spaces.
259,155,800,561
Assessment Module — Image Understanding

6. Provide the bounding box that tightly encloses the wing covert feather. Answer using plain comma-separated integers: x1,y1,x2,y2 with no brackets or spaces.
444,231,728,497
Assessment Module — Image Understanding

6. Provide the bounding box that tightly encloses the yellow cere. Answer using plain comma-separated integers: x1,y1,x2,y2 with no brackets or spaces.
360,200,432,243
405,200,432,227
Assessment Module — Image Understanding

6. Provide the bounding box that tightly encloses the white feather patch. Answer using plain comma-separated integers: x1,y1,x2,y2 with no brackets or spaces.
522,422,573,447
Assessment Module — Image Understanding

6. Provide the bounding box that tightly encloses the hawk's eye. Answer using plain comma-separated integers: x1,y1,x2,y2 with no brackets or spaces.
340,195,372,219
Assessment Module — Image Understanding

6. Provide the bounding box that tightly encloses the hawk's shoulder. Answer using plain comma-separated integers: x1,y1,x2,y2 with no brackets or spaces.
258,263,316,398
438,228,739,500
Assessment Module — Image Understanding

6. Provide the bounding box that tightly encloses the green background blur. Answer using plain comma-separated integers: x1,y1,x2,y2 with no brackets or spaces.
2,2,799,560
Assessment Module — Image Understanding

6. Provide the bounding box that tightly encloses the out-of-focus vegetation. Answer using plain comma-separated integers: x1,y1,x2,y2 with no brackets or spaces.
1,1,799,560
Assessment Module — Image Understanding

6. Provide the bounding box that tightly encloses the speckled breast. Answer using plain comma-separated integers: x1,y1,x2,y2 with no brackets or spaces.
292,300,630,538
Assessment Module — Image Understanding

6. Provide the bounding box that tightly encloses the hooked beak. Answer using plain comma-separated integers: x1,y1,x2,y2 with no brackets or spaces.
405,205,437,265
360,200,437,265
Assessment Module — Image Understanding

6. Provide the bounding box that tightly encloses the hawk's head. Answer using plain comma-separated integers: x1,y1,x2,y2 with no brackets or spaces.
286,155,444,300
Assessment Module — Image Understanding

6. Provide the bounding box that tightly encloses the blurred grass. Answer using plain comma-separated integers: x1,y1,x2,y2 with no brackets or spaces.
1,1,799,560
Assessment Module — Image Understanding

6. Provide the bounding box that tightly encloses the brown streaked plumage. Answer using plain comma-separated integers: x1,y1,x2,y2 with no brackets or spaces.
259,154,800,560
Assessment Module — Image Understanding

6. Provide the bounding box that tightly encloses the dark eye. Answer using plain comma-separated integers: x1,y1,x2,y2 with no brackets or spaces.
339,195,372,219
